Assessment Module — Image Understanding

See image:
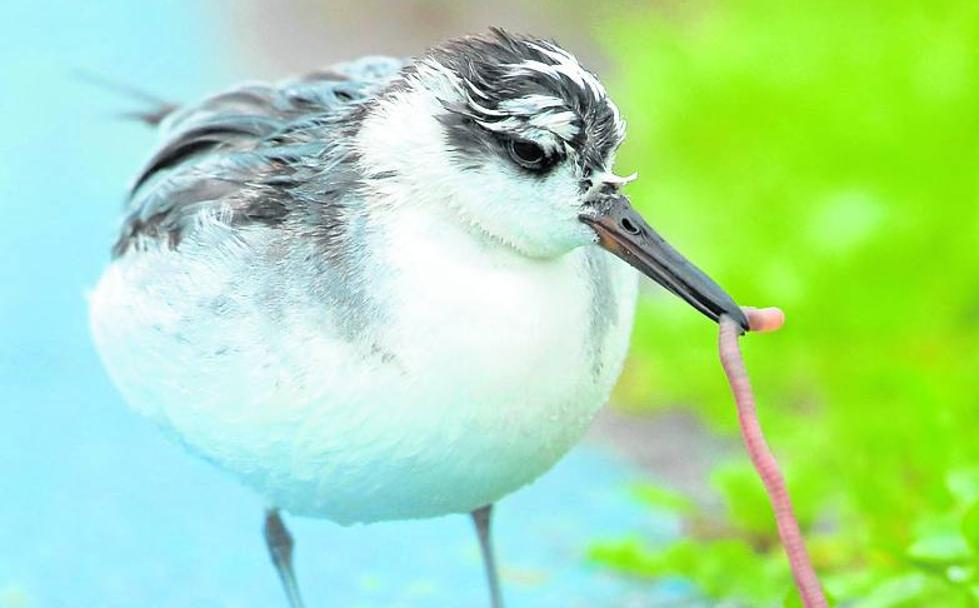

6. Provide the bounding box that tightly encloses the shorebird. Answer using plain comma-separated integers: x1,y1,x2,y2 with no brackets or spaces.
89,28,747,607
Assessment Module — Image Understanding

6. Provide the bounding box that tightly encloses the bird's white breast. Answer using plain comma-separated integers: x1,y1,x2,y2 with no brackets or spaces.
89,207,637,524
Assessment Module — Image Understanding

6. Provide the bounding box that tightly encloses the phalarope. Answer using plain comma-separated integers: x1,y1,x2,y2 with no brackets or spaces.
89,28,745,607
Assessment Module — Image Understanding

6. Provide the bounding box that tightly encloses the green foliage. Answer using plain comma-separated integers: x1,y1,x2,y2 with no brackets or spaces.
629,481,697,515
592,0,979,604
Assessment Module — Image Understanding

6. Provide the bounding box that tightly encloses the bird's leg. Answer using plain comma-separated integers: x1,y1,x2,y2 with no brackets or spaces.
263,509,305,608
471,504,504,608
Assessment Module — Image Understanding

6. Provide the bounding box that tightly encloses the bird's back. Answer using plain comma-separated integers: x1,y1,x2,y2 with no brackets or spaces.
113,56,404,258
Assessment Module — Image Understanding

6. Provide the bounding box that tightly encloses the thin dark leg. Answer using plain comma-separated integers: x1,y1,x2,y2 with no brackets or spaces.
471,504,504,608
263,509,305,608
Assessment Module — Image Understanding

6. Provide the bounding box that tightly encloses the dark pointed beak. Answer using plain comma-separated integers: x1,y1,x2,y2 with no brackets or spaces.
580,193,748,332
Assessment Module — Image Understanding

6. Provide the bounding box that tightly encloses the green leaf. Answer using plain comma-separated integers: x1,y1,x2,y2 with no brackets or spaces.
629,483,697,515
906,534,972,565
962,502,979,555
948,468,979,507
857,573,928,608
784,587,804,608
784,584,836,607
945,564,974,584
711,461,776,536
586,538,665,577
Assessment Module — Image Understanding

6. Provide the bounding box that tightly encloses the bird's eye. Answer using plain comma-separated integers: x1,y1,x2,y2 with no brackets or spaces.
506,139,556,173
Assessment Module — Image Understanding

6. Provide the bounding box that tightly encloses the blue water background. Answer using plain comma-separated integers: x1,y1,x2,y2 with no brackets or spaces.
0,3,697,606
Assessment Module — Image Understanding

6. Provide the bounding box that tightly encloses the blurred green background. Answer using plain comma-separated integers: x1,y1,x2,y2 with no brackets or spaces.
3,0,977,606
593,0,979,605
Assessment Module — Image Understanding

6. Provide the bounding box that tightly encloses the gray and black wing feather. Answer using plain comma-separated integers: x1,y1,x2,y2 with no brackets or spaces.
113,56,404,257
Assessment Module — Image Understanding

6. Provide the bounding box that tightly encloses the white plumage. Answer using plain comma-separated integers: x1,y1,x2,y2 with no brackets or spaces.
88,29,744,607
90,29,638,526
90,202,637,523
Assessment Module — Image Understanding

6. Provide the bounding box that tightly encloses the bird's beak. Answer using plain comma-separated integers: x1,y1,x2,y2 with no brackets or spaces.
580,193,748,331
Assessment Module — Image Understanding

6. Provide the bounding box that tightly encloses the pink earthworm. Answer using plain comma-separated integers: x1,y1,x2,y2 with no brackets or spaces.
718,314,827,608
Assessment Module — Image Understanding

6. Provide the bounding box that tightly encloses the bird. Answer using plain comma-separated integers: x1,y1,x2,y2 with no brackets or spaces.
88,28,747,607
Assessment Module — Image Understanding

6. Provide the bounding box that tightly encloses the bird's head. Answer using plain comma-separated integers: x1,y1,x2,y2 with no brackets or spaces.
356,28,746,329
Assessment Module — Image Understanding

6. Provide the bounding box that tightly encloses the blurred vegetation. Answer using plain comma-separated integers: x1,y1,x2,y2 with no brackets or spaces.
591,0,979,605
